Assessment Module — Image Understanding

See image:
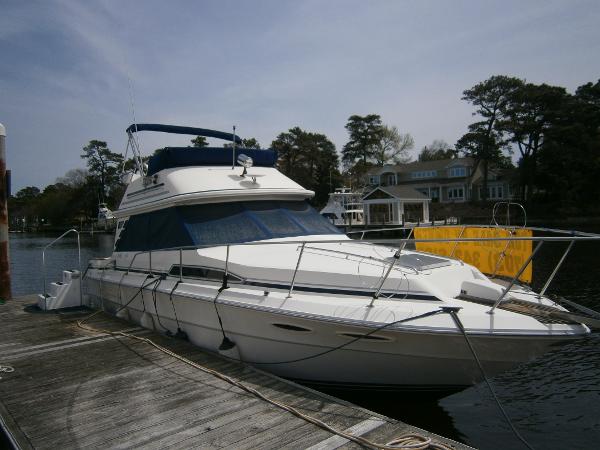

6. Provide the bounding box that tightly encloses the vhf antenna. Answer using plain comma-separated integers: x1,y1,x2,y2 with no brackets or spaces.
126,77,145,176
231,125,237,170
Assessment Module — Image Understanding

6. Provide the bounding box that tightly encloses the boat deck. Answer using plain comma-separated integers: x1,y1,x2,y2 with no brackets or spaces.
0,295,473,450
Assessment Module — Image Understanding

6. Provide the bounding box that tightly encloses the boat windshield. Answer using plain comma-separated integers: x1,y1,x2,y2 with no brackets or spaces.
115,200,342,251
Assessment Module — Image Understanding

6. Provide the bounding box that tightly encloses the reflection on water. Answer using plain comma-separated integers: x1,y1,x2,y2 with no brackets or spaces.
7,228,600,449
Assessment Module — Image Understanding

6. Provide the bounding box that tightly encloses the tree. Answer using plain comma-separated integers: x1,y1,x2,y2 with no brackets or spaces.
242,138,261,149
536,80,600,207
373,126,413,165
497,83,569,200
80,140,124,205
191,136,209,147
458,75,523,200
55,169,88,188
224,137,261,149
342,114,383,165
418,140,456,162
272,127,340,205
15,186,41,199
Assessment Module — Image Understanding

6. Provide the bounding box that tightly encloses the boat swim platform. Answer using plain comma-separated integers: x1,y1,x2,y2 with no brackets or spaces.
0,295,474,450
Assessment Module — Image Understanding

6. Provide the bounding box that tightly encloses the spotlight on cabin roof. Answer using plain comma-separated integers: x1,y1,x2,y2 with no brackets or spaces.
237,154,253,177
237,154,253,168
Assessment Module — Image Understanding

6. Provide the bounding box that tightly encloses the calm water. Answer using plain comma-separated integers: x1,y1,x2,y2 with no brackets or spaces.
7,229,600,449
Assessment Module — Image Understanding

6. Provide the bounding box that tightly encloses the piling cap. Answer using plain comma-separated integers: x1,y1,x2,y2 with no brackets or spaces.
0,123,5,136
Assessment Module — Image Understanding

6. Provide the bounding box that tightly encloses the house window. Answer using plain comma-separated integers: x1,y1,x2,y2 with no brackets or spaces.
411,170,437,179
486,185,504,199
369,176,380,185
386,174,396,185
448,187,464,200
448,166,466,177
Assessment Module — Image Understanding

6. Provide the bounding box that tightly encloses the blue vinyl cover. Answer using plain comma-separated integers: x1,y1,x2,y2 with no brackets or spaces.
126,123,242,144
147,147,278,175
115,201,341,251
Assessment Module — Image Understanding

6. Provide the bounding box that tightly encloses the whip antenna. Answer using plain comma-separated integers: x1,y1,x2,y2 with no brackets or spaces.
231,125,237,169
126,77,145,175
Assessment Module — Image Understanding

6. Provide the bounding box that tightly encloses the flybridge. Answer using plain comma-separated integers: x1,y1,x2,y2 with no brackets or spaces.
124,123,278,176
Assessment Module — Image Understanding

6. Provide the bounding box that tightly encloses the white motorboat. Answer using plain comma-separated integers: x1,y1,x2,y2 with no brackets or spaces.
320,188,365,226
97,202,116,230
84,124,596,390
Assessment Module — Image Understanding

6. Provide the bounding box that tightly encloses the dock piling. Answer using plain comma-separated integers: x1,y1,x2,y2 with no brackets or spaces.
0,123,11,302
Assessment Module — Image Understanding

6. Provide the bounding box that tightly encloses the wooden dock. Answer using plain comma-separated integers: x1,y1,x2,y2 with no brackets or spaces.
0,295,474,450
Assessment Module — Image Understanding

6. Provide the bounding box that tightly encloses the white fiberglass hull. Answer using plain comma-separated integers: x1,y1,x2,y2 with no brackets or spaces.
84,273,583,389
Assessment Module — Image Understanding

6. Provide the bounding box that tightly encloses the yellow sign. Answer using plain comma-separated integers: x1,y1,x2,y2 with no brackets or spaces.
413,226,533,283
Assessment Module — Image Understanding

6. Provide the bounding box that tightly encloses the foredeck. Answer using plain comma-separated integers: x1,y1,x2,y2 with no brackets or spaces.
0,295,473,450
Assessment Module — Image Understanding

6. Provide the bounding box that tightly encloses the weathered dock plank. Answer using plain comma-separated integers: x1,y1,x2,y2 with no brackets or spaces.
0,295,474,449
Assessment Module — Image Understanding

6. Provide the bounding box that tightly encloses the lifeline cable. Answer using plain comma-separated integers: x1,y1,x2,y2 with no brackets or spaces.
446,307,536,450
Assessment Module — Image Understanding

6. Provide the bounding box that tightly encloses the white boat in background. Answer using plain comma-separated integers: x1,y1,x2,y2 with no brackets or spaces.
97,203,116,230
73,123,600,390
320,187,365,226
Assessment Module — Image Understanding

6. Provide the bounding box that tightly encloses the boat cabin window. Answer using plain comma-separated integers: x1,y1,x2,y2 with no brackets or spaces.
168,265,242,283
115,200,341,252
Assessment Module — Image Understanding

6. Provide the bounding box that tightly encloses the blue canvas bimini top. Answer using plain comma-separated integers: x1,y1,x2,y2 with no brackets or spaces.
147,147,278,175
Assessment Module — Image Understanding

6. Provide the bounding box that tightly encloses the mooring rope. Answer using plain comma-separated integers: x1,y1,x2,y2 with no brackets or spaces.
446,307,536,450
78,282,454,450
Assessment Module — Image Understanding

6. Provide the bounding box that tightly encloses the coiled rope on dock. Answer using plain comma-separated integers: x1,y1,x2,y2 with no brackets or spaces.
77,281,454,450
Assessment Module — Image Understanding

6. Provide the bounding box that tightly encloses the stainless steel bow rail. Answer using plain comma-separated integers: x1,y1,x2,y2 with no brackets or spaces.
42,228,82,305
115,226,600,318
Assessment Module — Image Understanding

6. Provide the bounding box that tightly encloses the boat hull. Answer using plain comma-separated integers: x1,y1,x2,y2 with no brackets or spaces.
85,276,578,389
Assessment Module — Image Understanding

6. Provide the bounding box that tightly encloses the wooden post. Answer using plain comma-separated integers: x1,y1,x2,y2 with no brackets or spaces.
0,123,11,302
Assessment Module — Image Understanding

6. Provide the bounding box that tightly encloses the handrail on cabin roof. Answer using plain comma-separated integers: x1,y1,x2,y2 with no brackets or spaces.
125,123,243,144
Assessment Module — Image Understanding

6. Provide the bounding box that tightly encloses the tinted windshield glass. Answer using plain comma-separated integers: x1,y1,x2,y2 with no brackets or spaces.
115,200,341,251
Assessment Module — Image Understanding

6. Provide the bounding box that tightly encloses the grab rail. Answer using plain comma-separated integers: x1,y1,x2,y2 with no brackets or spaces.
492,202,527,228
42,228,82,305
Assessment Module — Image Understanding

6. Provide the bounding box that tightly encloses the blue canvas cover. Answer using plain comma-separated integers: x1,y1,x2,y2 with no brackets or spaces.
147,147,278,175
115,201,340,252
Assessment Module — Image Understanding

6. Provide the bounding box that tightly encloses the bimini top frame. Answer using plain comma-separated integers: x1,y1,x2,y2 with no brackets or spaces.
125,123,243,144
123,123,246,178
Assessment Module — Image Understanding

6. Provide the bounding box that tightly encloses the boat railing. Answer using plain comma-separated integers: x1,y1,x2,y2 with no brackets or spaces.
117,226,600,315
491,201,527,228
42,228,82,305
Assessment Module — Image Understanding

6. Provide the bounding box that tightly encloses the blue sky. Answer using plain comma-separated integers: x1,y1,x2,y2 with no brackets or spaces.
1,0,599,191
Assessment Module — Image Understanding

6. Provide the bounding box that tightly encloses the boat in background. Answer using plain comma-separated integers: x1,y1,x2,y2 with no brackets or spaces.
96,203,117,231
320,187,365,226
41,123,600,391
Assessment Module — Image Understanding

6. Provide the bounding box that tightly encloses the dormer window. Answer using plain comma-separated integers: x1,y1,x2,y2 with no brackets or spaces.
448,166,466,177
369,175,380,185
411,170,437,179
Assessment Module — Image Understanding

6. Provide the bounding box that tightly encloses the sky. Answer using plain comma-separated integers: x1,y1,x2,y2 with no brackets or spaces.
1,0,599,192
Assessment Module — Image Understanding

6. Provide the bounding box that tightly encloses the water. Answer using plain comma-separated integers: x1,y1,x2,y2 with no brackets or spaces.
6,229,600,449
8,232,114,297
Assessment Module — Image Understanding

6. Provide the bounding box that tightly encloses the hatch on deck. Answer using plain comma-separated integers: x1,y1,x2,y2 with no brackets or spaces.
399,253,451,270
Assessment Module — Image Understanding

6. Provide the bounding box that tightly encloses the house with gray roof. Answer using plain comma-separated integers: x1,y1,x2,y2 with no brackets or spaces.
365,157,515,203
362,185,430,225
